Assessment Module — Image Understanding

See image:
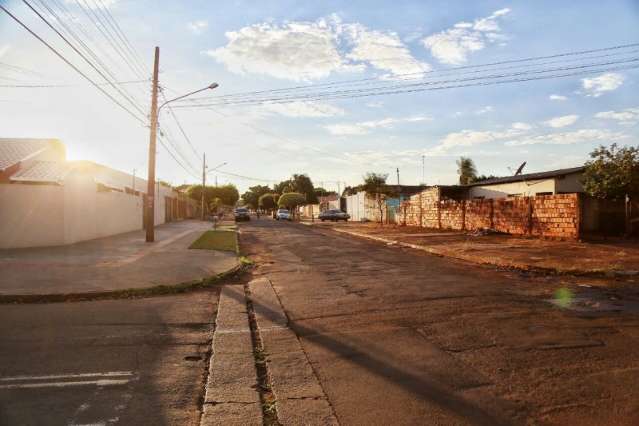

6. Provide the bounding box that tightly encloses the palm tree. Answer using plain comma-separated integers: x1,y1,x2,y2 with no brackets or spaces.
457,157,478,185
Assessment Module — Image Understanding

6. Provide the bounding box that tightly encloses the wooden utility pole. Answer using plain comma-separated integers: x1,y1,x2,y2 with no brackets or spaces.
145,46,160,243
201,152,206,220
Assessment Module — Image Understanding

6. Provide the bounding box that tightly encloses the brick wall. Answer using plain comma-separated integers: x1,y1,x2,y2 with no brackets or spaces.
398,189,580,239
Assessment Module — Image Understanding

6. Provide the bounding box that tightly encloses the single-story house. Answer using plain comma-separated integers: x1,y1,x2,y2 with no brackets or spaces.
0,138,198,249
466,166,586,199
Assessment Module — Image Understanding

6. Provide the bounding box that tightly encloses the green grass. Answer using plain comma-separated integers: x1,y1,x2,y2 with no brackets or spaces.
189,230,238,252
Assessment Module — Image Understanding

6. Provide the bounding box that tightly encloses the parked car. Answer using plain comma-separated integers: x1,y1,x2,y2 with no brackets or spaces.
234,207,250,221
275,209,292,221
318,209,350,222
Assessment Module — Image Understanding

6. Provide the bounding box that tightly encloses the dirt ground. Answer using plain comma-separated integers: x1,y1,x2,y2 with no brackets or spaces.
316,221,639,277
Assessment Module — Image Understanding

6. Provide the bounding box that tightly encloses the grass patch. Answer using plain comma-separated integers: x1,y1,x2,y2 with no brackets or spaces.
189,230,238,252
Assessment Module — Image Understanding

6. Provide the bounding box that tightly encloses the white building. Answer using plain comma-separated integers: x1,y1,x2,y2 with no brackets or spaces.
0,138,197,249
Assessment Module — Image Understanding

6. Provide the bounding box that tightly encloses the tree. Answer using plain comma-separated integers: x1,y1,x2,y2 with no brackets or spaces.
278,192,306,218
362,172,397,225
582,143,639,200
258,193,278,211
186,184,239,208
457,157,478,185
241,185,272,209
471,174,498,183
314,187,336,198
274,174,318,204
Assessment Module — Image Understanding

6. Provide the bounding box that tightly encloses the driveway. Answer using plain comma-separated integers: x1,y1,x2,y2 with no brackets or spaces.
0,220,237,295
240,219,639,425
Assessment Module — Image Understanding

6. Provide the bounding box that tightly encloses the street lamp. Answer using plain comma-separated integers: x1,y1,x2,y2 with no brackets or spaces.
145,48,219,243
206,161,227,175
158,83,218,114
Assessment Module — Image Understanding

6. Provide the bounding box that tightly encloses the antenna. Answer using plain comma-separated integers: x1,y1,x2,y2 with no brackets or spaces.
514,161,527,176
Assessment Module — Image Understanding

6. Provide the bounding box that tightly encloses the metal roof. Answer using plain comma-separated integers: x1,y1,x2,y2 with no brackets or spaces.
465,166,585,187
10,160,74,184
0,138,58,171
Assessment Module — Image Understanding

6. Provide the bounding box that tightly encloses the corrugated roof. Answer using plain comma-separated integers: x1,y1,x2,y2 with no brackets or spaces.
465,166,585,186
10,161,74,184
0,138,57,171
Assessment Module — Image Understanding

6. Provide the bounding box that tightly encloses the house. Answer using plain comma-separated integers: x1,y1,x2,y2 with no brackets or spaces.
0,138,198,249
466,166,586,199
345,185,428,222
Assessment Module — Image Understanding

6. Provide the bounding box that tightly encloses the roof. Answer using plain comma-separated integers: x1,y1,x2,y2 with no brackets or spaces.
465,166,585,187
10,160,74,184
0,138,60,171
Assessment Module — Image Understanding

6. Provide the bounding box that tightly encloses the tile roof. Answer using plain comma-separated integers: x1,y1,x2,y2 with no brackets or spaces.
465,166,586,186
10,161,74,184
0,138,58,171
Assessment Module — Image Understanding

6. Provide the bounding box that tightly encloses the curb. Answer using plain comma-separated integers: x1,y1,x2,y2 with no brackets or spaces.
0,262,246,304
331,228,639,279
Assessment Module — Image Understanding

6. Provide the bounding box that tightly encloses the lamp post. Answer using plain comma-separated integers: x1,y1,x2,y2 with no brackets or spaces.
145,46,218,242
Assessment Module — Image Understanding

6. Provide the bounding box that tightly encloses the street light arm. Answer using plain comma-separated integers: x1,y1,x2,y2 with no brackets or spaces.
206,161,227,174
158,83,218,113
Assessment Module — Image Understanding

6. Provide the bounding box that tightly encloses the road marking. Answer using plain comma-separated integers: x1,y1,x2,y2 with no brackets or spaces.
0,371,135,389
0,371,134,382
0,379,130,389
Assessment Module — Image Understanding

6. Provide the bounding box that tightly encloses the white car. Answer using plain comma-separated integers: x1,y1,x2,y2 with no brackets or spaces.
275,209,292,221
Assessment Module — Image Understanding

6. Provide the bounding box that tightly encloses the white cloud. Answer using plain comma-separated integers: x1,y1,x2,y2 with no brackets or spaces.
505,129,627,146
365,101,384,108
511,122,532,130
581,72,624,97
343,23,431,77
543,114,579,128
422,8,510,65
595,107,639,125
187,20,208,34
324,115,430,136
474,105,493,115
549,94,567,101
205,15,428,81
262,101,344,118
0,45,10,59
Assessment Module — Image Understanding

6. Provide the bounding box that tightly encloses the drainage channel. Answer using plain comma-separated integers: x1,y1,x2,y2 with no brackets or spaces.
245,284,282,426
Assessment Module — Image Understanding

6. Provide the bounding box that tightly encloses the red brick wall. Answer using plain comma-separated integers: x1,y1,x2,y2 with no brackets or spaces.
397,189,580,239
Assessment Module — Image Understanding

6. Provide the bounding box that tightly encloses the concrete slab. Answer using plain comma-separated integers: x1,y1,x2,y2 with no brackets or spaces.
201,402,262,426
0,220,238,296
201,285,262,425
248,277,338,425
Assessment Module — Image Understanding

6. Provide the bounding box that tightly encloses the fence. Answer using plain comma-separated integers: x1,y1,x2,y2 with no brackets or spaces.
399,188,580,239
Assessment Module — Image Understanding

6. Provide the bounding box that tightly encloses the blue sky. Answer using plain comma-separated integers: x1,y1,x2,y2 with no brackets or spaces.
1,0,638,192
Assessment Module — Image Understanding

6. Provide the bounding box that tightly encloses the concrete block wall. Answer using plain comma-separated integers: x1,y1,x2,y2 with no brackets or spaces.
398,189,580,239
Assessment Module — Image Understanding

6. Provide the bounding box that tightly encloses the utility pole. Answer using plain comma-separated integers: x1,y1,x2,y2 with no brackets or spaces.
396,167,400,186
132,169,136,192
201,152,206,220
145,46,160,243
215,175,218,187
421,155,425,185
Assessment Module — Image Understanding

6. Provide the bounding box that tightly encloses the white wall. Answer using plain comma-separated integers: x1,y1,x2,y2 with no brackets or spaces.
346,192,375,221
0,184,65,249
468,179,556,199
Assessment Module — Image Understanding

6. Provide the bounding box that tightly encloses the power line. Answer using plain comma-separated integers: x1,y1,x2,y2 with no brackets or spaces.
0,79,149,88
180,42,639,103
0,3,147,125
174,58,639,108
23,0,148,117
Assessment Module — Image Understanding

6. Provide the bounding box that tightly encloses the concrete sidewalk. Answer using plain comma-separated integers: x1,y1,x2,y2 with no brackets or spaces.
0,220,238,296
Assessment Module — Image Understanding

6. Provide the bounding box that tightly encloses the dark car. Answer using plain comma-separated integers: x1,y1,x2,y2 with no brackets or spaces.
318,209,350,222
234,208,250,222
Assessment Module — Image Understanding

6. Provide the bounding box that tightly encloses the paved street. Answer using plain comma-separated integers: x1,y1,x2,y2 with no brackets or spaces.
0,289,220,425
241,218,639,425
0,220,236,296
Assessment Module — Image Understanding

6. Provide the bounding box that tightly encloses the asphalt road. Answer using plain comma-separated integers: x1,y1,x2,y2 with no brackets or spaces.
241,218,639,425
0,289,220,426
